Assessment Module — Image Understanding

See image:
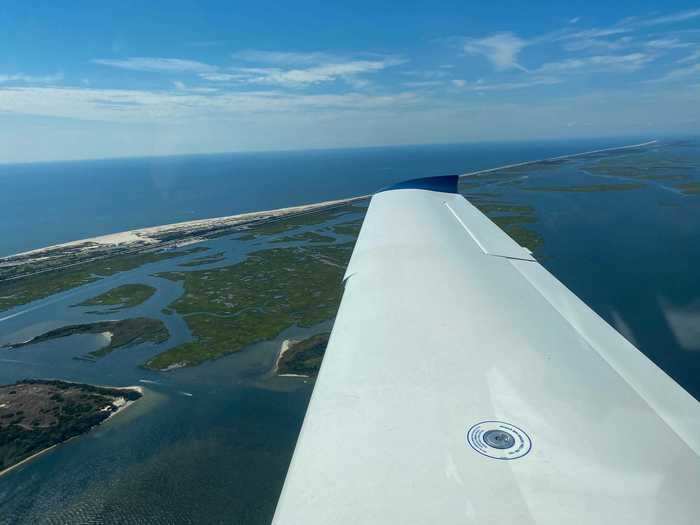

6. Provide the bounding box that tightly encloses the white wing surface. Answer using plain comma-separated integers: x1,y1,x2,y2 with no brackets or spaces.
273,176,700,524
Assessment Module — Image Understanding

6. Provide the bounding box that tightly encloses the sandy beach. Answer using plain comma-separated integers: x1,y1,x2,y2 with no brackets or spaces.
273,339,309,378
3,195,369,263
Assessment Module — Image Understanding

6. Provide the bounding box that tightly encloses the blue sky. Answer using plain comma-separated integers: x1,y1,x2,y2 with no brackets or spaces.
1,1,699,162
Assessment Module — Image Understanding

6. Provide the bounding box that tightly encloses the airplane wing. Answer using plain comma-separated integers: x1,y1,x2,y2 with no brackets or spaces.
272,176,700,524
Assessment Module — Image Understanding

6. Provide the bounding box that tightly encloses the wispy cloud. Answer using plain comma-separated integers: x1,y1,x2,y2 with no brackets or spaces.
402,80,444,88
646,37,693,50
203,56,405,87
537,53,655,74
563,36,635,52
172,80,219,93
563,35,692,53
0,85,419,123
632,8,700,28
92,57,216,74
646,62,700,83
457,8,697,81
678,49,700,64
542,8,700,50
231,50,333,65
462,32,528,72
451,77,561,91
0,73,63,84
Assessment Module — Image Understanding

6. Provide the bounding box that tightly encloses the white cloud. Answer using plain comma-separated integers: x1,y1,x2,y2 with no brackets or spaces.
0,73,63,84
557,27,630,42
647,62,700,82
231,50,333,65
563,36,634,52
171,80,218,93
634,8,700,28
0,86,419,123
564,35,692,53
403,80,444,88
203,57,405,87
458,10,698,70
92,57,216,74
451,77,560,91
678,49,700,64
537,53,654,74
646,38,693,50
463,32,528,72
2,83,699,163
198,72,249,82
541,8,700,51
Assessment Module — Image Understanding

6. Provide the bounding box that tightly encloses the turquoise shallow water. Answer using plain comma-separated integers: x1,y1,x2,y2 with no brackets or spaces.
0,139,699,524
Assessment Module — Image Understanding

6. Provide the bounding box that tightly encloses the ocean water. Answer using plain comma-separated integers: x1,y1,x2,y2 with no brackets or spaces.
0,138,699,524
0,138,645,257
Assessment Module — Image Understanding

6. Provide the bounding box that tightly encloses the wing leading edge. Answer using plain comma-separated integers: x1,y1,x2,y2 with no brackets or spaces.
273,177,700,524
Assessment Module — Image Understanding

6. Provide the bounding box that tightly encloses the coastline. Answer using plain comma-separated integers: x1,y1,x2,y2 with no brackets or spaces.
1,140,656,270
460,140,657,178
273,339,309,378
2,195,370,263
0,443,61,479
0,383,145,478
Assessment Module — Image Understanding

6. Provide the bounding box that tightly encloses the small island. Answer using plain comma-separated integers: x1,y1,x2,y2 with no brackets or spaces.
73,283,157,311
4,317,169,359
0,379,143,475
276,333,330,377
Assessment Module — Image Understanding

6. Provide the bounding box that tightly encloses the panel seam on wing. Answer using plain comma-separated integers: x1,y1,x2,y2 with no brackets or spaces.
443,201,489,254
509,259,700,456
443,201,535,263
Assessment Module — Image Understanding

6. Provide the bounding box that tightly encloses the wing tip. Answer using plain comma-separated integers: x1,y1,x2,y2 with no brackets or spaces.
378,175,459,194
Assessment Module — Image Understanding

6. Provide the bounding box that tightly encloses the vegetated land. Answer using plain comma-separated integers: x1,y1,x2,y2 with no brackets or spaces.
522,183,645,192
0,202,368,314
461,191,544,253
0,250,191,314
0,198,366,285
278,333,330,377
4,318,169,359
234,203,366,241
675,182,700,194
330,219,363,236
74,284,156,310
146,242,354,370
0,379,142,473
584,143,700,196
457,142,700,254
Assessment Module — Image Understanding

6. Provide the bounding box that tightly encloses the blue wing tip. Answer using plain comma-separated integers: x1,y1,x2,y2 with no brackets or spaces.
377,175,459,194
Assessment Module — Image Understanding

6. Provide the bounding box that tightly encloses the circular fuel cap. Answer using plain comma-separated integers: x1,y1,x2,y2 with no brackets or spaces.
467,421,531,460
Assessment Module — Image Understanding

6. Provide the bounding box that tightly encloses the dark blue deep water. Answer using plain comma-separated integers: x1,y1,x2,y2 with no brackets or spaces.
0,138,645,257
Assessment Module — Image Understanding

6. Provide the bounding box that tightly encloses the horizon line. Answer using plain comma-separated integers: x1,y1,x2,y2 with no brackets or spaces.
1,133,690,168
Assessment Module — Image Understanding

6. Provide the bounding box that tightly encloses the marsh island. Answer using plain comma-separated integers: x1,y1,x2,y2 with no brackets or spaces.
0,379,142,474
